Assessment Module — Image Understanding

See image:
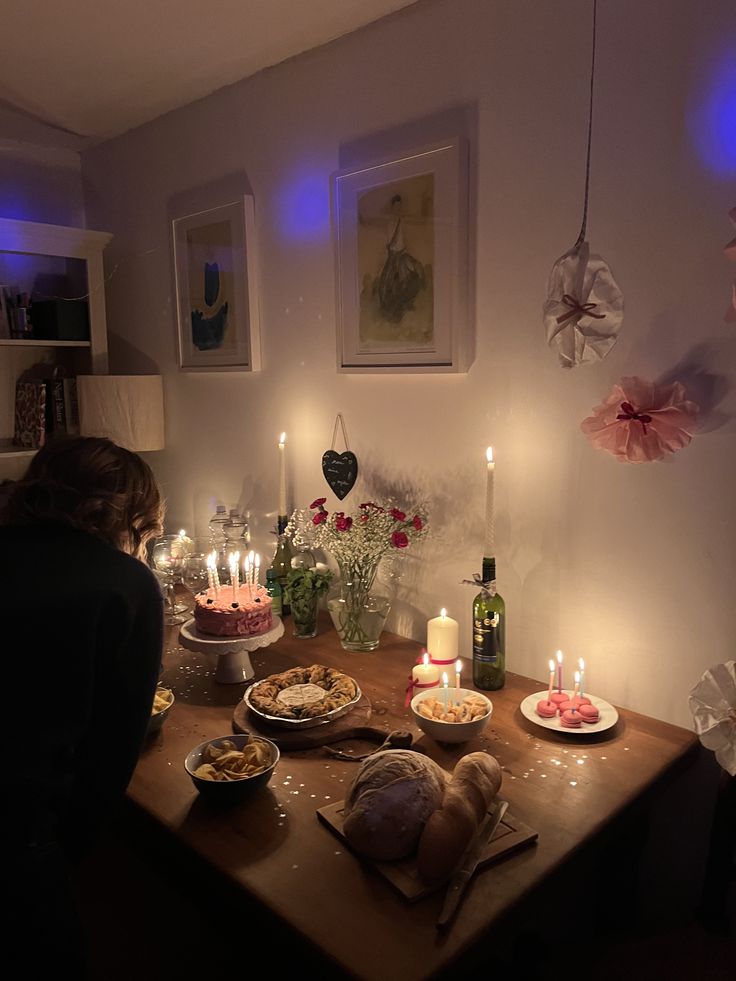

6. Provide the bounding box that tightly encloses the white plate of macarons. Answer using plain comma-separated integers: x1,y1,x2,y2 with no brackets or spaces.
519,690,619,735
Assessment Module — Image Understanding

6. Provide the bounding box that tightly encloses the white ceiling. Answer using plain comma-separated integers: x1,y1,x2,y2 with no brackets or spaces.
0,0,418,145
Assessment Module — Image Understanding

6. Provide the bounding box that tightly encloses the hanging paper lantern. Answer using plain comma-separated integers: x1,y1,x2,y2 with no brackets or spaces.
580,376,698,463
724,206,736,323
543,243,624,368
689,661,736,776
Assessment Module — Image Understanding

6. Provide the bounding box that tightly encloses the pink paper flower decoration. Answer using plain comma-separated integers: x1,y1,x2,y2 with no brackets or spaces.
580,377,699,463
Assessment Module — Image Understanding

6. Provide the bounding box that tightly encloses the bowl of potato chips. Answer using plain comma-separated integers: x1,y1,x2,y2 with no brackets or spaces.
184,734,279,801
147,687,175,736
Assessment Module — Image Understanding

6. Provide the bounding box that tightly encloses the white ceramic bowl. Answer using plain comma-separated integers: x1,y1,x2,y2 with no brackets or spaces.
184,734,279,802
146,687,175,736
410,687,493,744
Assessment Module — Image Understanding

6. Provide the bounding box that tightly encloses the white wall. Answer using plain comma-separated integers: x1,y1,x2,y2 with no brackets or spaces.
81,0,736,728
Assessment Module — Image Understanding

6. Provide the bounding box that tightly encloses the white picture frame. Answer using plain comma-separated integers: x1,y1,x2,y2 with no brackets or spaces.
331,139,469,372
173,197,261,371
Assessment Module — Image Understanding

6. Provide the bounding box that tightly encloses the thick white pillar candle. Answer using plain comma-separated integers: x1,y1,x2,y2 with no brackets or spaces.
412,652,440,688
484,446,495,556
427,608,459,664
278,432,287,516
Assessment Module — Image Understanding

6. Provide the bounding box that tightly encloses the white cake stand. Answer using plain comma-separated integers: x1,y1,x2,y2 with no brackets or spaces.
178,616,284,684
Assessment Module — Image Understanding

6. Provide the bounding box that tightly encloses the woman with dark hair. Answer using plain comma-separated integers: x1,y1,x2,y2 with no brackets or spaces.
0,436,165,977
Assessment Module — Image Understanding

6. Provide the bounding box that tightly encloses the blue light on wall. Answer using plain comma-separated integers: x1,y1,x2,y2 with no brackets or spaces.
689,46,736,177
276,169,330,243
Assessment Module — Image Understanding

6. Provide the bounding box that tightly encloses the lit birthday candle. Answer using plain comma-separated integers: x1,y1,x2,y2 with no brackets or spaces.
578,657,586,698
229,551,240,601
484,447,495,556
442,672,449,713
547,658,555,702
254,553,261,586
556,650,563,693
573,670,581,700
243,554,252,599
207,551,220,596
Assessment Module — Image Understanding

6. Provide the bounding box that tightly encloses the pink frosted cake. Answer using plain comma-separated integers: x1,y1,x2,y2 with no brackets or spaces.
194,584,273,637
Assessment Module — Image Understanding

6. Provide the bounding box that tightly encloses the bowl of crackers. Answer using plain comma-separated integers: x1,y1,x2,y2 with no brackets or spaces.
410,688,492,744
184,734,279,802
147,686,175,736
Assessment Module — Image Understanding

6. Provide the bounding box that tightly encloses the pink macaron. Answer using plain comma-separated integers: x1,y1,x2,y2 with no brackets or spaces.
560,696,590,712
536,699,558,719
560,709,582,728
549,691,569,708
578,703,600,724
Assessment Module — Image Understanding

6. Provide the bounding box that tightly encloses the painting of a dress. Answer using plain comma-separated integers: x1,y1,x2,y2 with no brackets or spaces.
357,174,434,351
185,220,234,352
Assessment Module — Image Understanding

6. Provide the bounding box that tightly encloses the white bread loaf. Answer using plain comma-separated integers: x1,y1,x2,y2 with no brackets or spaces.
416,751,502,884
342,750,446,861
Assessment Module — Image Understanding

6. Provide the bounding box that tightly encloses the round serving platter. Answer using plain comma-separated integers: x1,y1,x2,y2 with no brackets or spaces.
519,690,619,736
244,678,363,730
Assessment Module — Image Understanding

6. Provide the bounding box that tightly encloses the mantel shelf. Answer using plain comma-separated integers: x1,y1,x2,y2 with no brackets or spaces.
0,439,36,459
0,338,91,348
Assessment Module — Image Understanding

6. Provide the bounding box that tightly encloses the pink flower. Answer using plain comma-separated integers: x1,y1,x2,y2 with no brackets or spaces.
312,510,327,525
392,531,409,548
412,515,423,531
335,515,353,532
310,498,326,509
390,508,406,521
580,377,699,463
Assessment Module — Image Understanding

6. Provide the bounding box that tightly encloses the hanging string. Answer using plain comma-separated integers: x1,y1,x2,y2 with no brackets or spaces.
22,247,159,303
572,0,598,254
330,413,351,451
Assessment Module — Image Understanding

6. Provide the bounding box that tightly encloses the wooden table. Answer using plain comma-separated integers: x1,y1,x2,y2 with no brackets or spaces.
127,613,699,980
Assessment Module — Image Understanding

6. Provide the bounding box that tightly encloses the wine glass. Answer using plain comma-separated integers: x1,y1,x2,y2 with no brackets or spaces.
182,552,211,601
152,535,192,625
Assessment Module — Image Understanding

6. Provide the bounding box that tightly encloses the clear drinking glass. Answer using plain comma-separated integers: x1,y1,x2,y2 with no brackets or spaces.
152,535,193,625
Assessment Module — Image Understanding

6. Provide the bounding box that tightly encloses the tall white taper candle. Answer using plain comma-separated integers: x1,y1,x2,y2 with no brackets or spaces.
484,446,495,555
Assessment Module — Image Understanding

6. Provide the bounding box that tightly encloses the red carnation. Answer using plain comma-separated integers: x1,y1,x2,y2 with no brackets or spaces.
310,498,326,509
392,531,409,549
335,515,353,532
312,510,327,525
390,508,406,521
412,515,423,531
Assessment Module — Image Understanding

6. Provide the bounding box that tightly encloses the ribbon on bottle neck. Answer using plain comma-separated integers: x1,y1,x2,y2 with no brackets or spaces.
461,573,497,598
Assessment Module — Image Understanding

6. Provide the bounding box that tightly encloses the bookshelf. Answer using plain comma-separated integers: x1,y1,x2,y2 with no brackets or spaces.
0,217,112,467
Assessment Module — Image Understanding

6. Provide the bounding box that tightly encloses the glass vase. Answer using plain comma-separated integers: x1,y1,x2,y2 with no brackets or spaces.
291,591,319,639
327,556,391,652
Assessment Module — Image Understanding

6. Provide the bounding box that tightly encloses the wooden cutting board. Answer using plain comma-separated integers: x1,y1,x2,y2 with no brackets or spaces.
316,797,538,902
232,692,383,750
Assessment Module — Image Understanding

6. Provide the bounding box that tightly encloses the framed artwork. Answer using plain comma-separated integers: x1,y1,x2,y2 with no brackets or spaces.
331,138,469,372
173,197,261,371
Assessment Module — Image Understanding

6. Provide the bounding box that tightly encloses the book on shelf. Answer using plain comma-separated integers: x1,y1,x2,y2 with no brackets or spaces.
13,379,47,449
63,377,79,435
0,286,10,339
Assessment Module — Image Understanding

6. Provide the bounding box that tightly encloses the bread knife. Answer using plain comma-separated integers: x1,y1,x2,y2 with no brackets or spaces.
436,798,508,929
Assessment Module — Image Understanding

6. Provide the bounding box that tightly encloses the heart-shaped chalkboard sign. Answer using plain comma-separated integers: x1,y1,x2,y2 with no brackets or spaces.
322,450,358,501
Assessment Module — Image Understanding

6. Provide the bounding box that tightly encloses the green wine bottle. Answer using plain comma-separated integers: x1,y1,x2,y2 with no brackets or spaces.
472,557,506,690
269,517,294,615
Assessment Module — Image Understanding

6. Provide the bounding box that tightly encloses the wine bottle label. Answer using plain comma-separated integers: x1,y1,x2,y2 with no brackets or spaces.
473,614,502,662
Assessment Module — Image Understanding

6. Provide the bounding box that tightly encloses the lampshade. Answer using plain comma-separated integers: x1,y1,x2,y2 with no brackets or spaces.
77,375,165,452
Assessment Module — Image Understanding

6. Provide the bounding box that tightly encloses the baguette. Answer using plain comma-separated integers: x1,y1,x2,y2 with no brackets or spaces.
416,751,502,884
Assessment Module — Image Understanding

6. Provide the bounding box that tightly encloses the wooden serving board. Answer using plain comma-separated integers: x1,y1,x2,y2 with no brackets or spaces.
316,797,538,902
232,692,380,750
